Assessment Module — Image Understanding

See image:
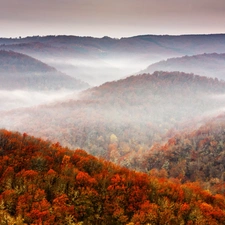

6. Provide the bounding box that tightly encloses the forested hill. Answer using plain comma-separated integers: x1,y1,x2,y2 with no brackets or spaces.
87,71,225,99
0,50,56,73
143,112,225,193
141,53,225,80
1,71,225,167
1,129,225,224
0,50,89,90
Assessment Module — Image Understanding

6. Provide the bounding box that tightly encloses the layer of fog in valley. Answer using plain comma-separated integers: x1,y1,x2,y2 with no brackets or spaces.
0,90,79,111
39,57,158,86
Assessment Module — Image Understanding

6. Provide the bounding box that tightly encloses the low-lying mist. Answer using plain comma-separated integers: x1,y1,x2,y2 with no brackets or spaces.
0,89,79,111
46,57,156,86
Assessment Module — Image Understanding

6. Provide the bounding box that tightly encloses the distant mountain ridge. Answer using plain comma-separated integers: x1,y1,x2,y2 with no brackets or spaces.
0,50,56,73
1,34,225,59
0,50,89,90
1,34,225,85
141,53,225,80
1,33,225,48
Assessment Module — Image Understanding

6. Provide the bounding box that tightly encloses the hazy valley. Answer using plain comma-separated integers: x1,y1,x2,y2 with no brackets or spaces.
1,34,225,224
1,34,225,85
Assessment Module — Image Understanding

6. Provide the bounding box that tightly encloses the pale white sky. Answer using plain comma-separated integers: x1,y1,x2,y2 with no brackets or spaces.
0,0,225,38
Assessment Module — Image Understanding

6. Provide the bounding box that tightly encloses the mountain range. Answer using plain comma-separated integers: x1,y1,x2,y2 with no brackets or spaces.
1,34,225,85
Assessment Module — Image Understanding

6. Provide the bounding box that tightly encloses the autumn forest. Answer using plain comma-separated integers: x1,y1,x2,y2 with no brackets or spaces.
1,34,225,224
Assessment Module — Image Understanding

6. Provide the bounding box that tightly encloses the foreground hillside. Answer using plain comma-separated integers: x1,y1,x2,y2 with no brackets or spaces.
0,50,89,90
141,53,225,80
0,129,225,224
1,72,225,167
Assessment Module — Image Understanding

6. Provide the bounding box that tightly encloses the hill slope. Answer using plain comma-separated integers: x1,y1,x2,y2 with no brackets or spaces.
0,129,225,224
1,71,225,166
0,50,89,90
143,113,225,191
141,53,225,80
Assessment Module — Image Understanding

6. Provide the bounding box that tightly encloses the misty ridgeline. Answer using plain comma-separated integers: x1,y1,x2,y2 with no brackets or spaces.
1,34,225,224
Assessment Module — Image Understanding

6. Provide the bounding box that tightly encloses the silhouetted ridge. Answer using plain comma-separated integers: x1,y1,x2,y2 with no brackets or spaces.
1,34,225,85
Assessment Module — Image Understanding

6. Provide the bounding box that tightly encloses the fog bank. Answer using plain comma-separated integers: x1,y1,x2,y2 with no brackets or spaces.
0,90,79,111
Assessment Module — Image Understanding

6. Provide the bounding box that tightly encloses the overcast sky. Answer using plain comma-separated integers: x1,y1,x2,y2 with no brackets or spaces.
0,0,225,38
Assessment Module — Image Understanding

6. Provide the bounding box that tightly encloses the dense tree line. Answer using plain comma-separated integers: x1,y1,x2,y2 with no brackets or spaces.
143,113,225,194
1,129,225,224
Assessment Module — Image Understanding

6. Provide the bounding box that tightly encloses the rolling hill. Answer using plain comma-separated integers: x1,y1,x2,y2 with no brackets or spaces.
1,71,225,167
141,53,225,80
0,50,89,90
